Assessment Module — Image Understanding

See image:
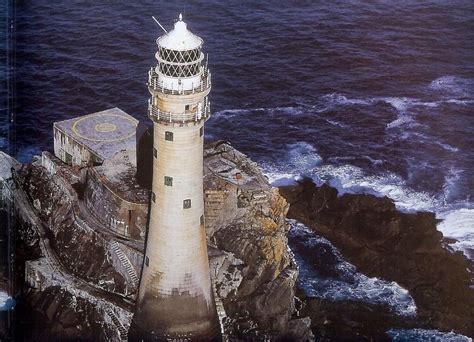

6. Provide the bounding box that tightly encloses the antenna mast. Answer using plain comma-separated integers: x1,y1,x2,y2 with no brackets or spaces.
152,16,168,34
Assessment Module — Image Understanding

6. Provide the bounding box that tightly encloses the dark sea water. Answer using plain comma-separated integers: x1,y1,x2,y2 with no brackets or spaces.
1,1,474,339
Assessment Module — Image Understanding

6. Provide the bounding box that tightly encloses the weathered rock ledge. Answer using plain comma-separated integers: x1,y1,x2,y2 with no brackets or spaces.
279,178,474,338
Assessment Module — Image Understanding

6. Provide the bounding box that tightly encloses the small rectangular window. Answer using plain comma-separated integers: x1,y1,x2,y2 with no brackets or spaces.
165,131,173,141
183,199,191,209
153,148,157,158
145,256,149,267
151,192,156,203
164,176,173,186
200,127,204,137
200,215,204,225
185,104,190,110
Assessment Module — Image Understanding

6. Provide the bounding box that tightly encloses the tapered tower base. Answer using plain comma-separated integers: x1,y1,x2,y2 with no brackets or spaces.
130,292,220,341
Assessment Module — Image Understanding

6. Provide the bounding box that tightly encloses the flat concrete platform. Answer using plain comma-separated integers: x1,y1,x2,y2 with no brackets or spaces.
54,108,138,161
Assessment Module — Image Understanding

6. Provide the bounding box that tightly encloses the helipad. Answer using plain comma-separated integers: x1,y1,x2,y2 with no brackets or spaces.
53,107,138,167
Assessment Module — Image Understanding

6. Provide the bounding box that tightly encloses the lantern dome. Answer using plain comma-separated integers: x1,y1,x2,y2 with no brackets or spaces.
157,14,203,51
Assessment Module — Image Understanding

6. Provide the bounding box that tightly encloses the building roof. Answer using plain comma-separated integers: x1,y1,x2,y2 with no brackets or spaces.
54,107,138,161
157,14,203,51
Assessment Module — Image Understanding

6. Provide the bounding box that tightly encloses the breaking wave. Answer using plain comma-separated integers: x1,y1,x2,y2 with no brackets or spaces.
288,220,417,316
437,208,474,258
262,141,323,186
261,142,473,260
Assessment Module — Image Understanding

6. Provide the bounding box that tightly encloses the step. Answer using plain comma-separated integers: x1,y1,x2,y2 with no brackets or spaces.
110,241,139,288
105,307,128,340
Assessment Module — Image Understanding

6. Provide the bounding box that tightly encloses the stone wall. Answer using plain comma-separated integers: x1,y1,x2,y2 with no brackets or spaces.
84,168,147,240
53,125,101,167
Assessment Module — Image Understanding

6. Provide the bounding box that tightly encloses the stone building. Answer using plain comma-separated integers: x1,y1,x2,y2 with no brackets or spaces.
132,14,220,340
52,107,148,241
53,107,138,168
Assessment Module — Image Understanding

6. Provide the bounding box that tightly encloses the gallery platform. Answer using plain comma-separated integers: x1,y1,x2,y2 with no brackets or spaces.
53,107,138,167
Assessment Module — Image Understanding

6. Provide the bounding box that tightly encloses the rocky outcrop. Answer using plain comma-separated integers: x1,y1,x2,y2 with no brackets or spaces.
15,160,131,297
279,178,474,337
204,142,309,339
7,143,312,340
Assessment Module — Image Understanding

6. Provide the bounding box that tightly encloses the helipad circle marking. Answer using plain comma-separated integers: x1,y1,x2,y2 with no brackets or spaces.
95,122,117,133
71,113,137,142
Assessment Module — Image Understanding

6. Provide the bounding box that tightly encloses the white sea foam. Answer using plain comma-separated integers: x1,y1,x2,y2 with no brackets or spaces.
289,220,417,316
323,93,373,106
0,291,14,311
325,119,349,128
312,164,442,212
436,141,459,152
445,99,474,105
286,142,323,171
262,142,322,185
212,108,256,119
212,106,305,120
387,328,473,342
429,75,474,98
320,93,471,133
437,208,474,256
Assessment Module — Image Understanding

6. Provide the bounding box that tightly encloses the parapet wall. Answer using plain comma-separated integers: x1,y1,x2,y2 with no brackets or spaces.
84,168,148,241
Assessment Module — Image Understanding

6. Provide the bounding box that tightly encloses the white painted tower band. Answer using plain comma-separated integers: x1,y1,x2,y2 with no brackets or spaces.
133,14,219,341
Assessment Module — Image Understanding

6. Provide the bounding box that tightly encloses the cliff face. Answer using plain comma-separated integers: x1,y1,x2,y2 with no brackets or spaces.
7,144,312,340
203,142,304,338
279,179,474,338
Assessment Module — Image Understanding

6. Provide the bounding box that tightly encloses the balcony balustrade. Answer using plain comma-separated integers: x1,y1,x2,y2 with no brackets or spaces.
148,101,210,123
147,68,211,95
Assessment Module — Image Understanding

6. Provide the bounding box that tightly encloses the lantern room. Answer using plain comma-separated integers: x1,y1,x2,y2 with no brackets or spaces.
151,14,208,92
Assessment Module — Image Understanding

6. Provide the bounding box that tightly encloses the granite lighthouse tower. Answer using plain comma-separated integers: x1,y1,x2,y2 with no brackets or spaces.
133,14,219,340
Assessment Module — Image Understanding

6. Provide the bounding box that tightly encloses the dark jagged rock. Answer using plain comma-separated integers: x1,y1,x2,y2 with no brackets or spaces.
16,163,128,295
279,178,474,337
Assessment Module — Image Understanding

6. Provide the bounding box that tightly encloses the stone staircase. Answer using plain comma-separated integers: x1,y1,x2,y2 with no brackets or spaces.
210,275,229,342
110,241,140,291
105,307,128,341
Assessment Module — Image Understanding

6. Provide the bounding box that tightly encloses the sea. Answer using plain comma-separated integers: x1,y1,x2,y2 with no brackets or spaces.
1,1,473,339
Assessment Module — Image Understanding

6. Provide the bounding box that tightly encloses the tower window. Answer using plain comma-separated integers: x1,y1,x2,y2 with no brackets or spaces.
153,148,157,158
165,131,173,141
183,199,192,209
164,176,173,186
185,105,190,111
151,192,156,203
200,215,204,225
200,127,204,137
145,256,149,267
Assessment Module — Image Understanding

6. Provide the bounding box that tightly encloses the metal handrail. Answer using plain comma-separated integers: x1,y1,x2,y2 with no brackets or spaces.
148,101,211,123
147,68,211,95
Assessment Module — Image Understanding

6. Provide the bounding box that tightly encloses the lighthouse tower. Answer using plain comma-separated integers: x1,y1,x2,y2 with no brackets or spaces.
133,14,219,340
